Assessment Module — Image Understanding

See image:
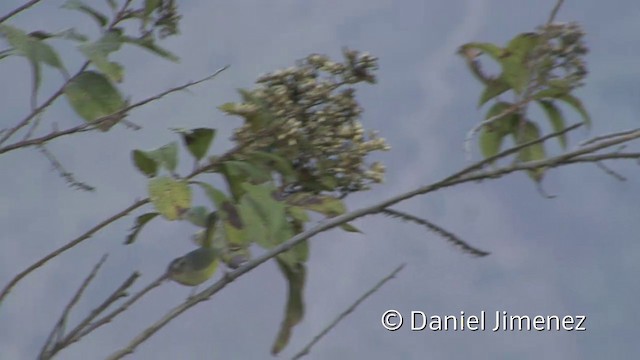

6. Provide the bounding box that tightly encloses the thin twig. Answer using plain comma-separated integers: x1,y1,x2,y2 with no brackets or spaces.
595,161,627,181
0,66,230,156
578,128,640,147
0,134,246,306
0,0,43,24
106,124,640,359
0,199,149,305
73,274,168,341
547,0,565,24
64,272,141,345
40,255,109,359
291,264,406,360
381,209,490,257
38,145,95,191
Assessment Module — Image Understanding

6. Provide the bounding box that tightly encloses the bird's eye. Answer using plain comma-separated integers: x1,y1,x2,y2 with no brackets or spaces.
168,257,186,273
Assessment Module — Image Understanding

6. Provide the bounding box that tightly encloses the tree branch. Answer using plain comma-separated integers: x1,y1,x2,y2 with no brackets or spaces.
106,123,640,359
0,199,149,305
0,0,43,24
0,66,230,156
291,263,406,360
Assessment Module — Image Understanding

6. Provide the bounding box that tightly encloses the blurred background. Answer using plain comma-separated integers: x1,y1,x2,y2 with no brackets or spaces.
0,0,638,358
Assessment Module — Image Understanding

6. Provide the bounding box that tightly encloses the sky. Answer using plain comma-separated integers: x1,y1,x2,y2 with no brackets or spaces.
1,0,639,359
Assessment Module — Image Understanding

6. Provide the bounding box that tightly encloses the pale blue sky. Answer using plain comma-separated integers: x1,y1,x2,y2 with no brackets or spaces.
1,1,638,359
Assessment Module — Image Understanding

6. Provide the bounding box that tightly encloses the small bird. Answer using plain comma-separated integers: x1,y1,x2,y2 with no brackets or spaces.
166,211,220,286
166,246,219,286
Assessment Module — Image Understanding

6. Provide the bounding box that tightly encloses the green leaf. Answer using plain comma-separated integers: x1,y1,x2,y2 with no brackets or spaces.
534,91,590,129
179,128,215,161
64,71,126,129
536,100,567,149
340,222,362,233
479,126,507,159
285,193,346,217
184,206,209,227
478,78,511,107
482,101,519,134
121,35,180,62
241,182,290,245
79,30,124,82
196,182,228,209
556,94,590,129
148,177,192,220
62,0,108,28
148,142,179,173
195,182,247,245
124,212,159,244
514,121,546,182
0,25,67,95
131,149,158,177
459,42,503,61
144,0,162,18
271,261,306,355
286,206,309,223
500,33,540,93
247,151,297,182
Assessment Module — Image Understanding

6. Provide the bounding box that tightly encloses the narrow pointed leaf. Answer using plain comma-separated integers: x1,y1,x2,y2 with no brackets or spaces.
536,100,567,148
62,0,108,28
124,212,159,244
131,149,158,177
271,261,306,355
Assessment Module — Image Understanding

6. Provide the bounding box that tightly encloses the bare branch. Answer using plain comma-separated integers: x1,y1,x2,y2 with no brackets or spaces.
0,199,149,305
73,274,168,341
38,145,95,191
291,263,406,360
0,66,230,156
0,137,247,306
40,254,109,359
595,161,627,181
381,209,490,257
578,128,640,147
547,0,565,24
0,0,43,24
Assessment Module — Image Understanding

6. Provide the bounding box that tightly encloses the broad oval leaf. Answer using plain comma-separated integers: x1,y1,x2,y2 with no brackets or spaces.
180,128,216,161
148,142,179,173
131,149,158,177
64,71,125,127
148,177,192,220
78,30,124,82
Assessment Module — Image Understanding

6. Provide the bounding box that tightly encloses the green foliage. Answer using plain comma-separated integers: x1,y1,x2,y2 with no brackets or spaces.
62,0,109,28
461,22,591,186
0,24,67,97
177,128,216,161
271,260,306,355
132,150,158,177
516,121,546,182
63,71,126,130
148,176,192,220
